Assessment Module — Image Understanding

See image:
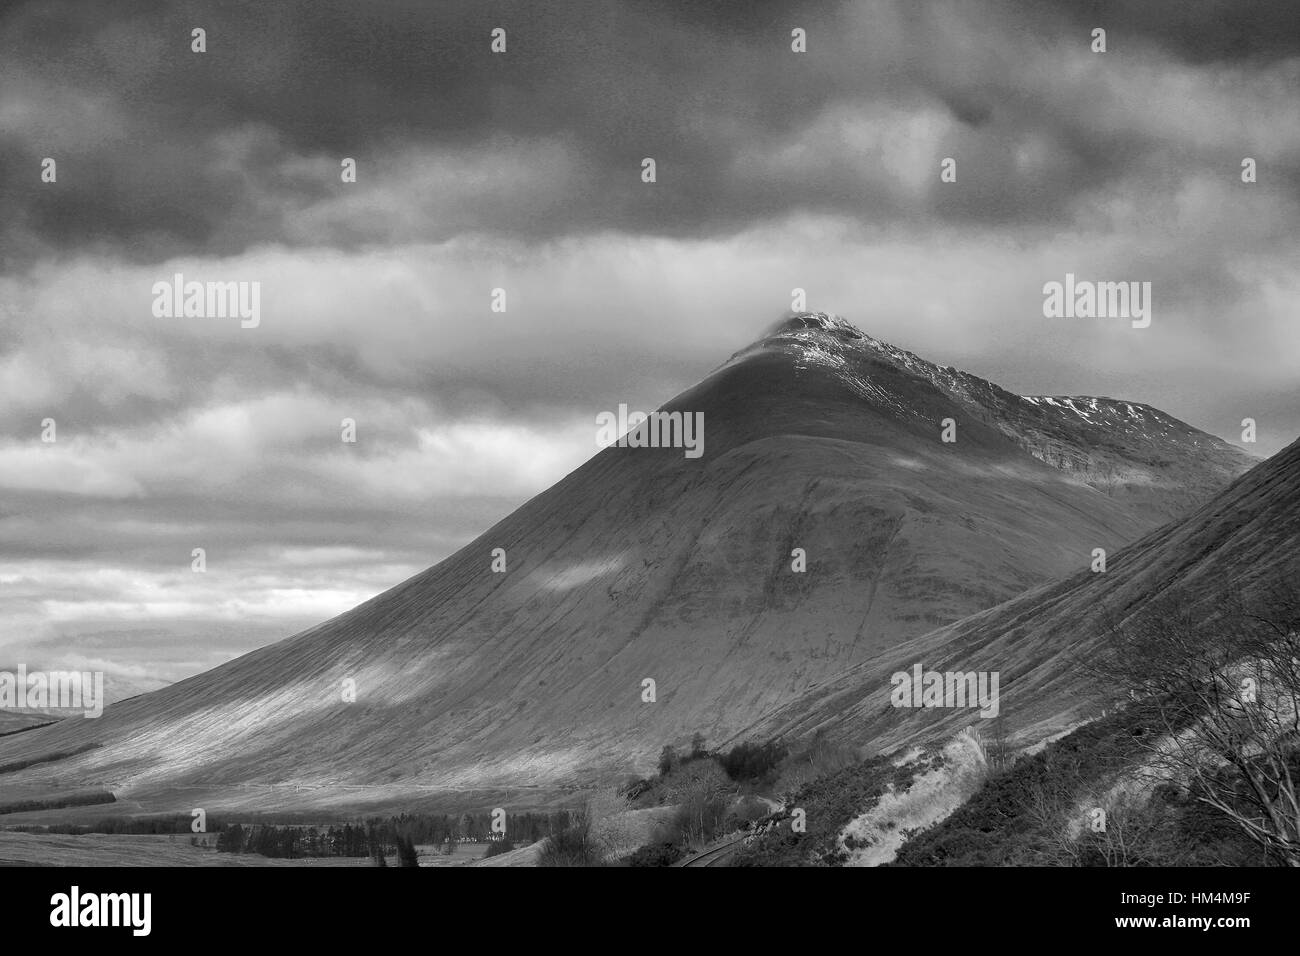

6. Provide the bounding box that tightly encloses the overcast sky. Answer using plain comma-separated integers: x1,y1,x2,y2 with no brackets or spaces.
2,0,1297,688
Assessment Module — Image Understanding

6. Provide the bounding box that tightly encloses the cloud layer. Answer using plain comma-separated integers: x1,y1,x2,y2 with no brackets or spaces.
1,0,1297,680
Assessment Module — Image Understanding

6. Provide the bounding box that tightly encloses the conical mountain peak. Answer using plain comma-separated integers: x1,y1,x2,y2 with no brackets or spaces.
765,311,867,340
0,309,1262,807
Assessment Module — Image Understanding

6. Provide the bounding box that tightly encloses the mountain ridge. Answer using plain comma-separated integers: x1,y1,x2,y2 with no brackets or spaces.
741,313,1255,521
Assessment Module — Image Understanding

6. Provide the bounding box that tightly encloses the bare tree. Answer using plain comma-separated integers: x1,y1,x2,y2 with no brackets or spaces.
1020,782,1080,865
675,778,728,848
1077,790,1164,867
1091,585,1300,866
1014,748,1086,865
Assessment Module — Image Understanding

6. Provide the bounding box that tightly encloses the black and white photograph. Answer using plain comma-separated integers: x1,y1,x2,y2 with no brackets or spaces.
1,0,1297,935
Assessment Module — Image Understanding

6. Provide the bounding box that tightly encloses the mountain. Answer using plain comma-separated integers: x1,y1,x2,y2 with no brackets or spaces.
740,432,1300,753
0,314,1256,811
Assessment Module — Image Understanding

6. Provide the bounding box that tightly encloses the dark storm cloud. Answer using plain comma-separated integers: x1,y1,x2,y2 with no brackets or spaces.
1035,0,1300,64
1,0,828,260
4,0,1296,263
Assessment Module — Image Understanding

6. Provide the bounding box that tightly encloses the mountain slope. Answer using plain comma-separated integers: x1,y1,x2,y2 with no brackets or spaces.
0,314,1255,809
741,433,1300,753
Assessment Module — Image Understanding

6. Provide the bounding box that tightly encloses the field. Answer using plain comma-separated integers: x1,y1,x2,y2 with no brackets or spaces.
0,831,513,867
0,831,364,866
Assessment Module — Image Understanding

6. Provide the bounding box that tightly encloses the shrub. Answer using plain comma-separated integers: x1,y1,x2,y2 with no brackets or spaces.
537,809,606,867
726,795,775,831
626,843,685,867
657,745,678,777
719,739,787,782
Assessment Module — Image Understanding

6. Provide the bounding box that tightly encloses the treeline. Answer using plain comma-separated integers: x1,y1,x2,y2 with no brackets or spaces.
217,822,374,858
6,809,576,861
9,813,200,835
373,810,575,846
0,790,115,816
0,743,102,776
0,720,57,739
216,810,576,860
